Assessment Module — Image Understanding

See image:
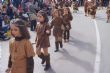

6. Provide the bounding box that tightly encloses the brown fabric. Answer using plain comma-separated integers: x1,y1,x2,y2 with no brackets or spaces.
9,39,35,73
84,1,89,13
51,17,64,37
59,1,65,8
107,7,110,16
58,8,63,17
36,23,50,48
90,5,97,15
62,14,73,30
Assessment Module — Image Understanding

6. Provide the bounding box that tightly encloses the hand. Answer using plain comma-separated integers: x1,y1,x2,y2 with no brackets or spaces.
66,25,69,29
5,68,11,73
46,30,50,34
35,39,37,43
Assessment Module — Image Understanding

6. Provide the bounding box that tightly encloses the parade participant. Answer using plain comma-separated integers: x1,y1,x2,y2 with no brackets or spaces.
72,1,79,13
58,5,63,17
51,9,64,52
84,0,89,16
36,10,51,71
62,7,73,42
87,2,92,16
51,0,56,9
59,0,65,8
5,19,35,73
98,0,103,9
106,3,110,23
89,2,97,19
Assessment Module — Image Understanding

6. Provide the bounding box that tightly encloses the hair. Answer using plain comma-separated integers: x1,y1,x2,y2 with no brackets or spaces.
63,7,73,20
37,10,49,23
52,9,60,18
10,19,30,39
63,7,70,14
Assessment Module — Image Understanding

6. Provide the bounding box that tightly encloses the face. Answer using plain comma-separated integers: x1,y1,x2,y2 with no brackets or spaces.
11,24,21,37
37,13,45,22
64,8,68,14
54,10,59,17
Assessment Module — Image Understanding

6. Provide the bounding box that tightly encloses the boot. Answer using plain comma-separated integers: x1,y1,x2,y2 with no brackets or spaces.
64,39,67,43
107,19,109,23
38,53,45,64
66,39,69,42
59,41,63,48
54,42,59,52
44,54,51,71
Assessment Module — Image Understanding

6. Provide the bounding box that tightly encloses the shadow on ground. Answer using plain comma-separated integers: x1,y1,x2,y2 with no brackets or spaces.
59,48,94,73
68,36,96,54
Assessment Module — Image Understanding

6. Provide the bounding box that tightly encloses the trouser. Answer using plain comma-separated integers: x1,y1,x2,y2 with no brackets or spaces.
64,30,70,40
30,20,36,31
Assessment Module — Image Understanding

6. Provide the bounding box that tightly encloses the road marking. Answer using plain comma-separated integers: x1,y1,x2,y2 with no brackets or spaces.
93,19,101,73
0,41,1,73
0,42,1,59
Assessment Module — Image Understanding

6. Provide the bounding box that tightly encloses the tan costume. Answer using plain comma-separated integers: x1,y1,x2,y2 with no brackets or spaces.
9,39,35,73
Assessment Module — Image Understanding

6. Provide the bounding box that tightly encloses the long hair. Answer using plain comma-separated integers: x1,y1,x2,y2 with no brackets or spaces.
37,10,49,23
52,9,60,18
63,7,73,20
10,19,30,39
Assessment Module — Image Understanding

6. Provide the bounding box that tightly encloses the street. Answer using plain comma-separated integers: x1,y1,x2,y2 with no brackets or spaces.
0,7,110,73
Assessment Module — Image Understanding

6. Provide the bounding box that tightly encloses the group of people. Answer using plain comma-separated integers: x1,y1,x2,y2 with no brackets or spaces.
5,0,73,73
2,0,110,73
84,0,110,22
0,4,14,40
0,3,31,40
84,0,97,18
0,0,77,40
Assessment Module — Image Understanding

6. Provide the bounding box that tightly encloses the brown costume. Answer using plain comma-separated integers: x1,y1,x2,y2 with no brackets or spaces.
90,5,97,15
62,13,73,42
36,23,51,48
62,14,73,30
106,7,110,22
50,16,64,52
35,22,51,70
58,8,64,17
73,2,78,11
98,0,103,8
84,1,89,15
9,39,35,73
59,0,65,8
51,17,64,37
